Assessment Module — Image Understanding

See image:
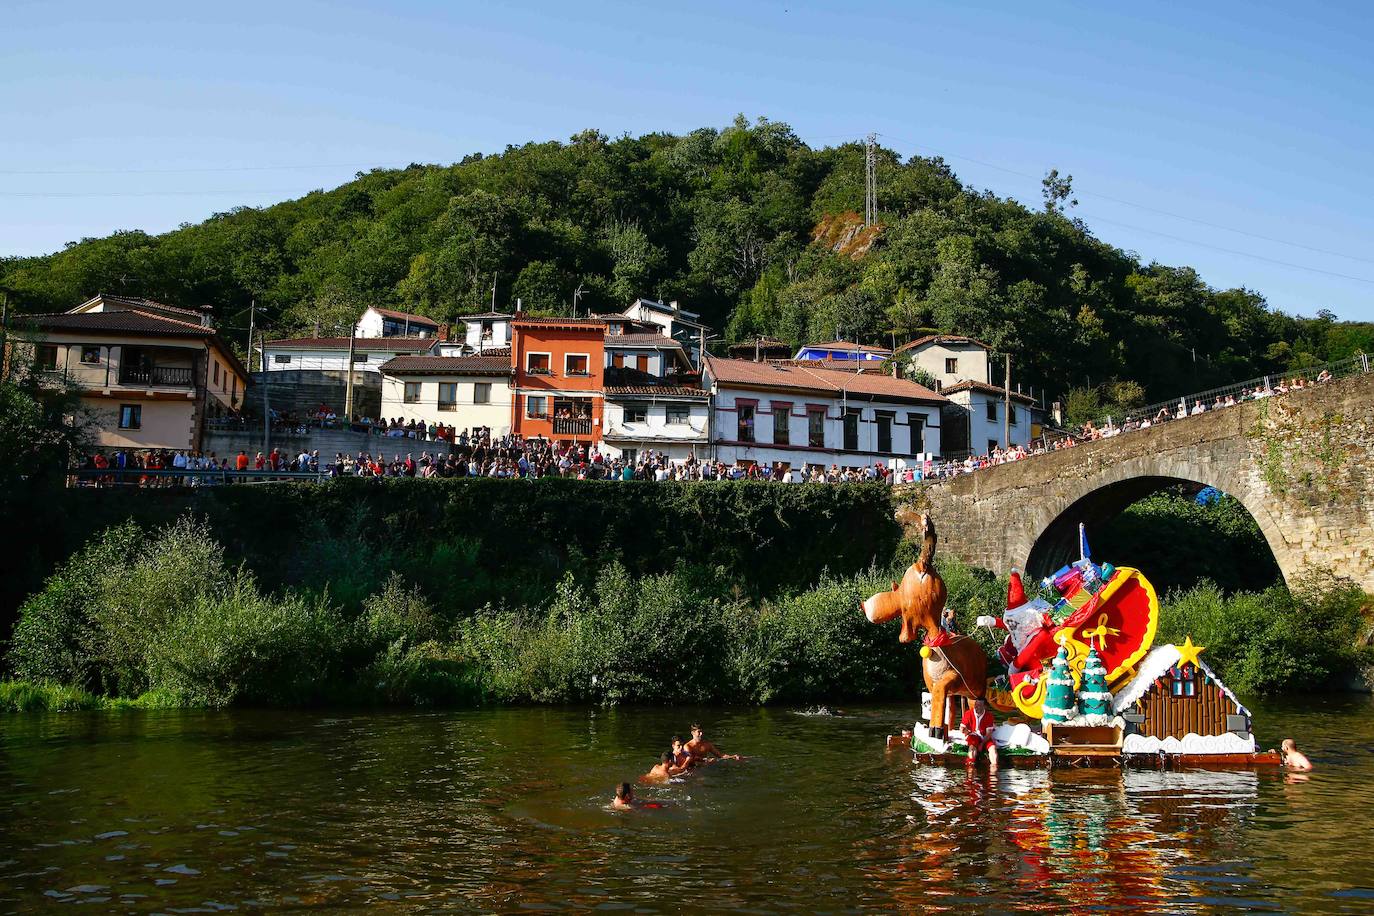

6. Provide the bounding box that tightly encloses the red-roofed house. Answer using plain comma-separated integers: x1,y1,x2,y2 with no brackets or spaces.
511,318,605,444
8,293,248,451
702,355,947,472
355,306,440,339
894,334,1037,455
378,353,514,434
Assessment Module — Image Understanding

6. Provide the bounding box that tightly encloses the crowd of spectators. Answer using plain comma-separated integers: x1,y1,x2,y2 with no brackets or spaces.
75,447,324,486
74,367,1350,488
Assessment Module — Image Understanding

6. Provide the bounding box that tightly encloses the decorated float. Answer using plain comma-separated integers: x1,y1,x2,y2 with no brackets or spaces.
864,517,1281,769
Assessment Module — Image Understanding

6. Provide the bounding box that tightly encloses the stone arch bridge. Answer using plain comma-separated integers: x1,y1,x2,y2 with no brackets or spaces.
899,371,1374,593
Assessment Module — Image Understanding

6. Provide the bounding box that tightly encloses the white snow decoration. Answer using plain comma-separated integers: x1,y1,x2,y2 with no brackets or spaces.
1121,731,1256,755
992,722,1050,754
911,721,1051,756
911,722,949,754
1112,644,1251,717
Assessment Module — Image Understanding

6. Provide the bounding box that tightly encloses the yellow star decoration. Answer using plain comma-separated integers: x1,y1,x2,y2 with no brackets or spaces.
1175,635,1206,669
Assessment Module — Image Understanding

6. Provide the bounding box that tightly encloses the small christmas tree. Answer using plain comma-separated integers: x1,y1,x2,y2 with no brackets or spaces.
1042,646,1078,723
1075,646,1114,725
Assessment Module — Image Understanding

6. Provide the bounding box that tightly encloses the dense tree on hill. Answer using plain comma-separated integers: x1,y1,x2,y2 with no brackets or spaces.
2,115,1370,403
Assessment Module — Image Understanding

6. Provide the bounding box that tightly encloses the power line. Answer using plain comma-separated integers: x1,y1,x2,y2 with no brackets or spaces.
0,189,316,199
875,132,1374,268
0,163,384,176
1079,212,1374,286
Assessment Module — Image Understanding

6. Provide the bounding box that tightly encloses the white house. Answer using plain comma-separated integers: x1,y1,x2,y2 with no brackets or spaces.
895,334,992,388
602,371,711,463
377,353,514,434
263,336,438,373
941,381,1037,457
620,298,709,366
702,355,946,472
354,306,440,339
894,334,1035,455
456,311,513,352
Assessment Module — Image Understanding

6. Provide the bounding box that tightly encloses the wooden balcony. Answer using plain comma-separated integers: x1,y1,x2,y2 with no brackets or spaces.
553,417,593,436
118,365,195,387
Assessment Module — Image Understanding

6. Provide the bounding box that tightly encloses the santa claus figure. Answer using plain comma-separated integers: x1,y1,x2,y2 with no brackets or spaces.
976,570,1060,685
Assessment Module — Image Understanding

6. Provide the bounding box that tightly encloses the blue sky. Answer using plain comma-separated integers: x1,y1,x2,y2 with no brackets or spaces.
4,0,1373,321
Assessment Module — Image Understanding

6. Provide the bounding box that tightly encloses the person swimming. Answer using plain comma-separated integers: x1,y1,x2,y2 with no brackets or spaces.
685,724,741,762
642,751,688,783
671,736,695,770
1281,738,1313,771
612,782,641,808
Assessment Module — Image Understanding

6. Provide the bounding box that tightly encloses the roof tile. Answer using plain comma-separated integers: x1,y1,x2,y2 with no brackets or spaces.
704,355,946,404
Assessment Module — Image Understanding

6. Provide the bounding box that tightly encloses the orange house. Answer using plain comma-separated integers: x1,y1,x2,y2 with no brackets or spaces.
511,317,606,444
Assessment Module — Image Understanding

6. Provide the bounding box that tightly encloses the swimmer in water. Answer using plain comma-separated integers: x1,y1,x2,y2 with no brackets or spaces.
642,751,688,783
685,724,741,762
1281,738,1313,771
612,781,640,808
671,736,695,770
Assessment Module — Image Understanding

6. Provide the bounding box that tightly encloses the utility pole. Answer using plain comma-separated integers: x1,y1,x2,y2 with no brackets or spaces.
1003,353,1012,449
260,329,271,456
344,333,356,421
245,298,255,373
864,133,877,227
490,272,498,312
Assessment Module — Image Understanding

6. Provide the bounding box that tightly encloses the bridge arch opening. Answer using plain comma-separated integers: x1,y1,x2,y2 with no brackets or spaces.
1024,476,1283,592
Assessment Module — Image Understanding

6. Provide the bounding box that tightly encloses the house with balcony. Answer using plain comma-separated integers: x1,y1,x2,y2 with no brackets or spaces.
894,334,1036,455
354,305,440,339
10,293,247,451
601,366,709,463
454,311,513,353
703,355,946,473
603,327,694,379
620,298,710,367
510,317,605,443
378,351,513,434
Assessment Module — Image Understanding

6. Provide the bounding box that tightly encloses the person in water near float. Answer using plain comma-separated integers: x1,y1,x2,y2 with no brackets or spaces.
686,724,741,762
961,697,998,770
1281,739,1313,771
642,751,689,783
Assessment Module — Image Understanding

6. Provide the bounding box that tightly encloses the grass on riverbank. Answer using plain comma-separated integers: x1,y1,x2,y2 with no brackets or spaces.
3,513,1370,712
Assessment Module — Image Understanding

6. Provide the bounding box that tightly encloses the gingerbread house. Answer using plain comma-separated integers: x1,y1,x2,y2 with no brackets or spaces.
1112,642,1256,754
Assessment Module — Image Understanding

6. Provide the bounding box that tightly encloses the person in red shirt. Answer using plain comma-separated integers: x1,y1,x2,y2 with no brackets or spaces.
961,697,998,770
235,450,249,471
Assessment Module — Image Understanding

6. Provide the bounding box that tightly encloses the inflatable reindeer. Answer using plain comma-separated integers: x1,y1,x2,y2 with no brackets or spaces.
862,514,988,739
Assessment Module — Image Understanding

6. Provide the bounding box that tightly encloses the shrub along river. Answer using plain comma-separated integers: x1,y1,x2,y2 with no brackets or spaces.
3,697,1373,913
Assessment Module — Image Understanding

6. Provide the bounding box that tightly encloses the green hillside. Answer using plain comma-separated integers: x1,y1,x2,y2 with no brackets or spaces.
2,116,1369,402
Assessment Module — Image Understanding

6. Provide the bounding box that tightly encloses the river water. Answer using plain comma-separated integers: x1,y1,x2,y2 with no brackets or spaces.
2,697,1372,913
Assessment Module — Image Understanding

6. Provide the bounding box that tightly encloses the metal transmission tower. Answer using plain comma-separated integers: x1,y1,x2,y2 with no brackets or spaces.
864,133,877,227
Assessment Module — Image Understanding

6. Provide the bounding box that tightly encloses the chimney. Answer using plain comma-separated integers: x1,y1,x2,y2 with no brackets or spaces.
893,363,904,380
198,304,214,328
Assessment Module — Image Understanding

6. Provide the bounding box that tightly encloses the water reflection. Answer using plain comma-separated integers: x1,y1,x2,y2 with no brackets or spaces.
1,702,1372,912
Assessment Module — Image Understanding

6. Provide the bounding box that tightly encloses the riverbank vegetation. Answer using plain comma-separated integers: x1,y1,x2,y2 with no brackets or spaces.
4,512,1368,713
